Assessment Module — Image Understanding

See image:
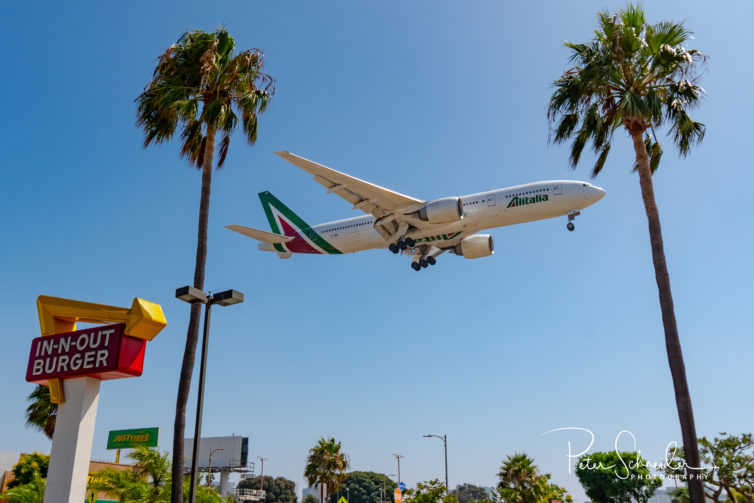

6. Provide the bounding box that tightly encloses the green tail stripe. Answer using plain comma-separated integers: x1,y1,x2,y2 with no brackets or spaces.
257,191,342,254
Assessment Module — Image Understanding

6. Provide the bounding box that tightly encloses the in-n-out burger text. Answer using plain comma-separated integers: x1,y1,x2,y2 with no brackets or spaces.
31,327,116,375
26,323,146,383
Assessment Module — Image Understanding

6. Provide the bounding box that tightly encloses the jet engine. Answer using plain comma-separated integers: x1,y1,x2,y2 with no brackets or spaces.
418,197,464,224
457,234,494,259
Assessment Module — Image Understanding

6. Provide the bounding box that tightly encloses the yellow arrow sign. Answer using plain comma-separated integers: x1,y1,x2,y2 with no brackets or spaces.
36,295,167,403
338,497,348,503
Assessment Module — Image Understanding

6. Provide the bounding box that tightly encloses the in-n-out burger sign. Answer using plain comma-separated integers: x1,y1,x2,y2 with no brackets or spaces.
26,323,145,383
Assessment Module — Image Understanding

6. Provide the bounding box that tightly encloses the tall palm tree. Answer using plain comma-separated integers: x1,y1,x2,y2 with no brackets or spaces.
136,28,273,503
25,385,56,439
496,453,547,503
547,5,706,501
304,437,350,503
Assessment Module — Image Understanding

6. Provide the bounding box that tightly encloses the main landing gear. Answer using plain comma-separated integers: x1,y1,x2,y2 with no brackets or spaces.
566,210,580,231
389,237,438,271
389,237,415,253
411,256,437,271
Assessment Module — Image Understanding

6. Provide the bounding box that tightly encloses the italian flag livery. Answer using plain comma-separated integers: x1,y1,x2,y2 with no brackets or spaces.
259,191,341,255
226,151,606,270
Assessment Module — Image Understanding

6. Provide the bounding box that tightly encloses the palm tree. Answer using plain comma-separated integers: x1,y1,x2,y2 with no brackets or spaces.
25,385,56,439
136,28,273,502
496,453,547,503
129,447,171,502
88,468,146,503
547,5,706,501
304,437,350,503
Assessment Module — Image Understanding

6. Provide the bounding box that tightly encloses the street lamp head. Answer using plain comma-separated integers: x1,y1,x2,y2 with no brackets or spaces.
176,286,208,304
211,289,244,306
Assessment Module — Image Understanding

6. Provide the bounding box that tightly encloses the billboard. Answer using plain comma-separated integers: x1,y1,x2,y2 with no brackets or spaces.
183,436,248,469
107,428,160,449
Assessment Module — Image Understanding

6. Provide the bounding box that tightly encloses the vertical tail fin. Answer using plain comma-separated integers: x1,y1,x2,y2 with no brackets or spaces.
257,192,341,255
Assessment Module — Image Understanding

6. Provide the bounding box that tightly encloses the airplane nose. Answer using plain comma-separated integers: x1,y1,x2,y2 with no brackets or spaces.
582,184,605,203
593,185,606,201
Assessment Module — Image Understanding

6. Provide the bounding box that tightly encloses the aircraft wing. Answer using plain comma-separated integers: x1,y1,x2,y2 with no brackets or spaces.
274,151,424,219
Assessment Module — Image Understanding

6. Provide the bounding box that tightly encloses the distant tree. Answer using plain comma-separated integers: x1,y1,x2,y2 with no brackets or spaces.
664,432,754,502
453,484,489,503
8,453,49,489
0,474,45,503
238,475,297,503
129,446,171,502
304,438,350,502
88,468,147,503
576,451,661,503
327,472,396,503
25,386,56,440
497,454,548,503
667,487,689,503
404,479,458,503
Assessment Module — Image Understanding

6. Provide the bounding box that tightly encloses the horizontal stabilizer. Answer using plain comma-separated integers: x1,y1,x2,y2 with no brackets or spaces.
225,225,293,244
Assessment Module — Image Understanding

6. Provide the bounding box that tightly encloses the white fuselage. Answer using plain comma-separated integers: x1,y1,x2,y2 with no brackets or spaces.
290,180,605,254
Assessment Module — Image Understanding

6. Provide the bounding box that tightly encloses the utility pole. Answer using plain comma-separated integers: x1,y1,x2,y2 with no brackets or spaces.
258,457,268,491
392,454,404,485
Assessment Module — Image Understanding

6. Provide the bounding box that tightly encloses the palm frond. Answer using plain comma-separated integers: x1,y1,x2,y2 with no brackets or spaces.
548,3,704,174
217,134,230,168
136,28,274,163
632,134,663,173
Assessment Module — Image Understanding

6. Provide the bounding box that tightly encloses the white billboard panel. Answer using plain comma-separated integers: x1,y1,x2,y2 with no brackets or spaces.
183,436,248,469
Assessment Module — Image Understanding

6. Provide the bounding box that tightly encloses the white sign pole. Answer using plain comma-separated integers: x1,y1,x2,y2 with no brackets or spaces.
43,377,101,503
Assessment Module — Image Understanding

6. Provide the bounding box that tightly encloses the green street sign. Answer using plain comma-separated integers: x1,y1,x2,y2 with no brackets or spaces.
107,427,159,449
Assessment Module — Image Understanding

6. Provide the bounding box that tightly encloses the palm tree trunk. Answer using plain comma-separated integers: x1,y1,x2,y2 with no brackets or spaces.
630,132,704,503
171,126,216,503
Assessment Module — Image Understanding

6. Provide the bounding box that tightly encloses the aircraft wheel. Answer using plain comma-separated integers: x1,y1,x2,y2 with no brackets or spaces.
567,222,575,231
411,262,421,271
420,258,429,268
427,256,436,265
398,240,407,251
389,243,399,254
405,237,416,247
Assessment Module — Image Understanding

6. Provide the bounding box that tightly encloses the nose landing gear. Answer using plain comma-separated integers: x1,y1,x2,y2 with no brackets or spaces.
566,210,580,231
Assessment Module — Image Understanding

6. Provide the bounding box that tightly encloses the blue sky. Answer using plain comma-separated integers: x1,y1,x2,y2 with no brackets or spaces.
1,1,752,501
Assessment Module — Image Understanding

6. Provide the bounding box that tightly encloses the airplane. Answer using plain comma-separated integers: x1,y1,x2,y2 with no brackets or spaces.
226,151,606,271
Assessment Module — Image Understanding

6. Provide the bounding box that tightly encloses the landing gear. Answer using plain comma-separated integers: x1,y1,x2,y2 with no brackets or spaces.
411,254,437,271
389,243,400,254
392,237,415,251
566,210,580,231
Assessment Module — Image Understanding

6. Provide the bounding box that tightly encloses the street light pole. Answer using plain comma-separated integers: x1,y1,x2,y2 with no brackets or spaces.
258,457,268,491
207,448,225,486
392,454,403,485
423,434,448,492
176,286,244,503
